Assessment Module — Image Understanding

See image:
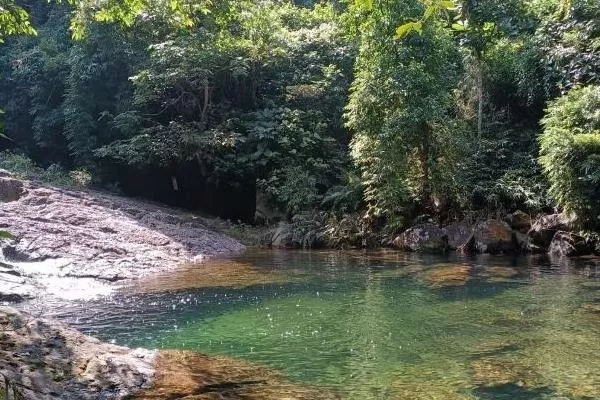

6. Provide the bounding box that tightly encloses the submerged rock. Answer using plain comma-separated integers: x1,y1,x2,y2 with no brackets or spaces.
132,350,340,400
419,264,472,287
393,223,449,253
130,258,293,294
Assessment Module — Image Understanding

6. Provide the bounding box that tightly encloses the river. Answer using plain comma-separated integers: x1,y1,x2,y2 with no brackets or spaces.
34,250,600,399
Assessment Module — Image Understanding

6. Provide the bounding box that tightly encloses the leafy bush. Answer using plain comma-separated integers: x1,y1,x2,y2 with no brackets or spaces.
0,151,92,187
539,85,600,227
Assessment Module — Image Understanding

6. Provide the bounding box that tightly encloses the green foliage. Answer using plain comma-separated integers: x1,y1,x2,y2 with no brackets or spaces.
346,0,463,226
0,151,92,187
0,0,36,43
539,85,600,227
461,122,551,213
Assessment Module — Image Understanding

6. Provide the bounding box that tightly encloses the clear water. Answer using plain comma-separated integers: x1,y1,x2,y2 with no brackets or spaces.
42,250,600,399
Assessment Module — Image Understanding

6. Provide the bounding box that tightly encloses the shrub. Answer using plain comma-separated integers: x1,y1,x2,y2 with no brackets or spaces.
0,151,93,188
539,85,600,227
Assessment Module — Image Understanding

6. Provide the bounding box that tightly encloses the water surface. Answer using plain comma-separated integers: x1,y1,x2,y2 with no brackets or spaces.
43,250,600,399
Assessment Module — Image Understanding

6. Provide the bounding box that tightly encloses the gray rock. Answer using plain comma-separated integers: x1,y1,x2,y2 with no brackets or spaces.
529,213,572,248
548,231,592,257
0,307,156,399
472,220,516,254
0,177,24,202
443,221,472,249
0,177,245,302
505,210,531,233
0,169,12,177
270,222,294,248
393,223,449,253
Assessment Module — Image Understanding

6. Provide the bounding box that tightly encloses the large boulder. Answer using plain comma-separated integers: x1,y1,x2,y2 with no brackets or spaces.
393,223,449,253
472,220,516,254
505,210,531,233
443,221,472,249
528,213,572,248
0,177,24,202
548,231,592,257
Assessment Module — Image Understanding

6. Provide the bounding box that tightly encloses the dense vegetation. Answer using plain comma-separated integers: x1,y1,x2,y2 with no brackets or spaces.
1,0,599,246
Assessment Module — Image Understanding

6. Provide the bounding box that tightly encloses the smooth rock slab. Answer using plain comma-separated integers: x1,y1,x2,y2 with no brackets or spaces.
0,178,245,302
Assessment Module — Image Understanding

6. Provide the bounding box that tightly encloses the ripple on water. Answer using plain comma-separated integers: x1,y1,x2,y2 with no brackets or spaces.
36,250,600,400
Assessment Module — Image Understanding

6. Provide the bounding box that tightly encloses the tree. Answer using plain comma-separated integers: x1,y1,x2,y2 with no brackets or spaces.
539,85,600,227
346,0,463,225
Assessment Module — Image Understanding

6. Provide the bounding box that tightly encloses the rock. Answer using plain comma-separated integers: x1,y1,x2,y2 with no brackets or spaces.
0,169,12,177
419,264,472,287
548,231,592,257
472,220,516,254
0,177,24,202
393,223,449,253
0,307,338,400
0,306,157,400
529,213,572,248
505,210,531,233
443,221,472,249
132,350,339,400
514,231,544,254
485,266,519,279
0,176,245,302
269,222,294,248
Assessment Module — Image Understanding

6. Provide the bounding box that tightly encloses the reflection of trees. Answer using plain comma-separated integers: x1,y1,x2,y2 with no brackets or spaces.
341,269,395,398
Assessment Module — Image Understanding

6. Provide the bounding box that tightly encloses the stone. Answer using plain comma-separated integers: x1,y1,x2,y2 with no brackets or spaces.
0,177,24,202
270,222,294,248
420,264,472,287
505,210,531,233
0,169,12,177
0,176,245,302
393,223,449,253
529,213,572,248
443,221,472,249
472,220,516,254
0,306,156,400
514,231,544,253
548,231,592,257
132,350,340,400
0,307,339,400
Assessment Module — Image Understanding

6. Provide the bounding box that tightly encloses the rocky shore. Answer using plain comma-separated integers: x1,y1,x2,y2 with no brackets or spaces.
0,171,245,303
0,307,339,400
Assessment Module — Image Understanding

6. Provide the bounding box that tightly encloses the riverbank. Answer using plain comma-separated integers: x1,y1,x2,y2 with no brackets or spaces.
0,171,245,303
0,307,339,400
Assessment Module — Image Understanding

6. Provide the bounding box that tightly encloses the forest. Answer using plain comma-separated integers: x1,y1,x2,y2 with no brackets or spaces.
1,0,599,250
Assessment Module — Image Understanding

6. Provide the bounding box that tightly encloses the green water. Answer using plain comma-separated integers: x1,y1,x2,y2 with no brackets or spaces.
49,250,600,399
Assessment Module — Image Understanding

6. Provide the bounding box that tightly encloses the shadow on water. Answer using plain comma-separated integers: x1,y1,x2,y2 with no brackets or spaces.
473,383,555,400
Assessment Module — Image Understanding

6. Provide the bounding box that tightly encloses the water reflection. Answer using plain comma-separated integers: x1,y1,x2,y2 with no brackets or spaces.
31,250,600,399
